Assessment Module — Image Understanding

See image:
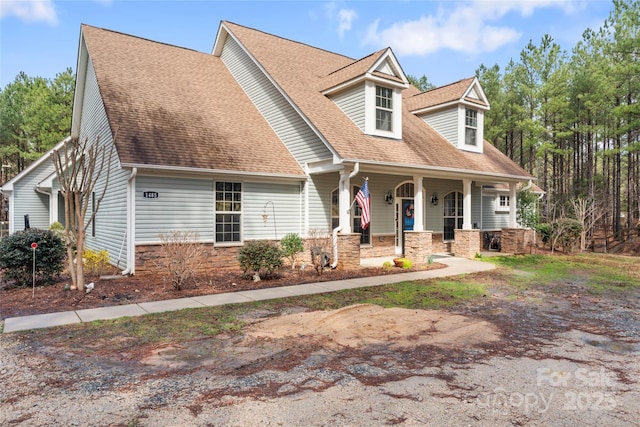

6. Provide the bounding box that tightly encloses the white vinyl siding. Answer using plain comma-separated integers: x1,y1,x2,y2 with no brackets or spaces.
77,57,129,266
11,164,52,232
421,108,458,145
424,178,482,233
371,173,411,234
307,173,337,231
482,194,510,230
220,37,332,164
243,182,303,240
135,176,214,243
331,84,366,131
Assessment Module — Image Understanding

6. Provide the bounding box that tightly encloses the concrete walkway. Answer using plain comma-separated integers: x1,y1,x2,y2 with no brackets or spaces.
2,256,495,333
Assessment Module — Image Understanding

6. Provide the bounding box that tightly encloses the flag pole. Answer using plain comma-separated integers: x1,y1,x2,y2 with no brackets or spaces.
348,177,368,211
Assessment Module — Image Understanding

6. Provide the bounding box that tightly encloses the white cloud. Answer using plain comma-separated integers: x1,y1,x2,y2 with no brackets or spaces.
337,8,357,38
323,2,357,37
0,0,58,25
363,0,581,56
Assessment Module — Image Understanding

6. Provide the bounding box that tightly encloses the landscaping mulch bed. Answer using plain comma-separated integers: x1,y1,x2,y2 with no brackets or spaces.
0,263,445,319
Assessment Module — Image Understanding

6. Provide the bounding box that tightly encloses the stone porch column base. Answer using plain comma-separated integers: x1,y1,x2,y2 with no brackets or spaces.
501,228,534,255
453,229,481,259
336,233,361,270
404,230,433,264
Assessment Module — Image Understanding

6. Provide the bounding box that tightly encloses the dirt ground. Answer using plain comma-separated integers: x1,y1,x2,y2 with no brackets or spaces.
1,258,639,426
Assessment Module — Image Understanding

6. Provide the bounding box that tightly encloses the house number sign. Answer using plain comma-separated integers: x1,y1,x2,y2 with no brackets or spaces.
143,191,159,199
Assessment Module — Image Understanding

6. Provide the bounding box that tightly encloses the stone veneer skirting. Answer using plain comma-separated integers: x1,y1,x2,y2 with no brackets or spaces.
360,235,395,258
136,243,242,274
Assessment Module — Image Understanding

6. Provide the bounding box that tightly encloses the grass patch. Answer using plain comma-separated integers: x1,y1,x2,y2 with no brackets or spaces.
18,253,638,353
482,253,640,294
23,278,488,352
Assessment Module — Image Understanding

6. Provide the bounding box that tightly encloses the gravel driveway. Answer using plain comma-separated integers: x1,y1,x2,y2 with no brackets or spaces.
1,271,639,426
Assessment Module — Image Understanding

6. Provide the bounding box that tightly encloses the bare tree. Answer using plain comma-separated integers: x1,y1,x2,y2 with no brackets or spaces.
570,196,606,252
51,135,114,292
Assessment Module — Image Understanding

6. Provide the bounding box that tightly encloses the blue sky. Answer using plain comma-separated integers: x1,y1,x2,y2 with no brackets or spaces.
1,0,614,88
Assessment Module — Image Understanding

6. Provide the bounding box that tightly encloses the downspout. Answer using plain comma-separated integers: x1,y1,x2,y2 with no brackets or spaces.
519,179,533,193
331,163,359,269
121,167,137,275
34,184,54,225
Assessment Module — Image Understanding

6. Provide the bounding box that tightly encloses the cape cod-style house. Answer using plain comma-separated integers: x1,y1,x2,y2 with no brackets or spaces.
1,22,536,274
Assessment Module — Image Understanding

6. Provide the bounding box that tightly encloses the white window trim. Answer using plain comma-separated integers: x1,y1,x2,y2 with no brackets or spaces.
214,181,243,245
457,105,483,153
496,194,510,213
364,81,402,139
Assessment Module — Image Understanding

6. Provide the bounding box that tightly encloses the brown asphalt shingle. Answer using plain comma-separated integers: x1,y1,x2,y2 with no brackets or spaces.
224,22,530,179
81,24,304,177
405,77,487,112
82,21,531,181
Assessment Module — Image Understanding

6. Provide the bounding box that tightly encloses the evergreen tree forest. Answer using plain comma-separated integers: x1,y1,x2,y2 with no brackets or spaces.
0,68,75,173
476,0,639,240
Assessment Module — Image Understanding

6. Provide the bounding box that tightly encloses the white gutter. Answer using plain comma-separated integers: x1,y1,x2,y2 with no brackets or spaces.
331,163,359,269
519,179,533,192
121,167,137,276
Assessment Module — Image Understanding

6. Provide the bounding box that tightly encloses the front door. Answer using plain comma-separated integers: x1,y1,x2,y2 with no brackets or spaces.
397,199,414,255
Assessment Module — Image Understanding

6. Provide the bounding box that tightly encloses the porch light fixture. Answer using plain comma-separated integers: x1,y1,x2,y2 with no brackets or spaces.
384,190,394,205
431,193,439,206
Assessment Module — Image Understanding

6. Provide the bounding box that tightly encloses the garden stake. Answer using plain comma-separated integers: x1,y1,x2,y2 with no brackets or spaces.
31,242,38,298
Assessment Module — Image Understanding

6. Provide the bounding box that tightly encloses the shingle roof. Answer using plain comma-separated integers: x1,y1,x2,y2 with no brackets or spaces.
223,22,530,179
405,77,486,112
320,48,405,92
81,24,305,177
81,22,531,181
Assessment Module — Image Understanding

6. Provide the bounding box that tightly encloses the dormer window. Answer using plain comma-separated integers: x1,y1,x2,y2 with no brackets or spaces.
376,86,393,131
465,108,477,146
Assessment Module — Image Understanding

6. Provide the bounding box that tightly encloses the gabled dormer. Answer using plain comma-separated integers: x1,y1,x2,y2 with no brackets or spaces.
407,77,490,154
322,48,409,140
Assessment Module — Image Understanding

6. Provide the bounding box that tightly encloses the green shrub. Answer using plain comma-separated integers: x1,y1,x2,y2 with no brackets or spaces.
536,223,552,245
553,218,583,253
237,240,284,279
83,248,111,276
401,258,413,269
382,261,393,271
0,228,65,287
49,221,64,237
280,233,304,268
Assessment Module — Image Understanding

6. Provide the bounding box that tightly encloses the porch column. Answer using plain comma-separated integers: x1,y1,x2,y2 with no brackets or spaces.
413,175,424,231
339,170,352,233
509,182,517,228
462,179,472,230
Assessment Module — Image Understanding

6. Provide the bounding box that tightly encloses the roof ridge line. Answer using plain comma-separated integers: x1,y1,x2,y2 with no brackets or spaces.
222,20,355,62
81,23,204,55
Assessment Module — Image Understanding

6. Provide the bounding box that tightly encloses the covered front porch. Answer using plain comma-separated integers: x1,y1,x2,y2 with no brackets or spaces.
319,165,529,269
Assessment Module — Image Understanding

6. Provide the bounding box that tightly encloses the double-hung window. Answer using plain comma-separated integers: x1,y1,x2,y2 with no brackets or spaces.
465,108,477,146
375,86,393,132
215,182,241,243
497,195,510,212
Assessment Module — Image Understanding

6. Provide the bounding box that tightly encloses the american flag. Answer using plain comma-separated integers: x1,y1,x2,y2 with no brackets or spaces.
355,179,370,230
